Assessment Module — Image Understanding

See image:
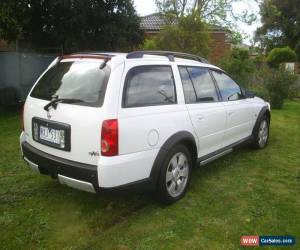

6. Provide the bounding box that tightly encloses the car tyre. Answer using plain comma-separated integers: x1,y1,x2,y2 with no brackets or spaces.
156,144,192,204
252,115,270,149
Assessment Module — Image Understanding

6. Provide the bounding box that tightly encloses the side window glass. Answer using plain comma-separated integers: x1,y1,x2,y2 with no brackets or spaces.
211,71,242,101
123,66,176,107
178,67,197,103
187,67,219,102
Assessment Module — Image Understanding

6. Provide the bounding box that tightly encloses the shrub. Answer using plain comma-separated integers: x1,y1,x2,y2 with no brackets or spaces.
266,47,297,69
219,48,256,87
231,48,250,61
295,41,300,61
246,63,269,101
249,82,269,101
288,77,300,99
260,66,297,109
142,39,157,50
220,49,297,109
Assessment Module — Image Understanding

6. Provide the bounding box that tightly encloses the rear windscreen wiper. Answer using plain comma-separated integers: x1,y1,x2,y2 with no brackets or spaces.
44,98,84,111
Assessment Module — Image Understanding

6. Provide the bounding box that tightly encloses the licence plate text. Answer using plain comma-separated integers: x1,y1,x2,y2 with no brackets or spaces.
39,126,61,144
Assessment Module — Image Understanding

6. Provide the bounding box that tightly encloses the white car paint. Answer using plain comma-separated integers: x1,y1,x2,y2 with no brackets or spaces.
20,53,270,190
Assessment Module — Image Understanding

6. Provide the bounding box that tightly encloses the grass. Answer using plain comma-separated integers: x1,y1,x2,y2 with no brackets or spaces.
0,101,299,250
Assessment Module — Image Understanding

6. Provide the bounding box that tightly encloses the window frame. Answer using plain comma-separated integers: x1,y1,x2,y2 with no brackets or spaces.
178,65,222,104
209,69,244,102
122,65,178,108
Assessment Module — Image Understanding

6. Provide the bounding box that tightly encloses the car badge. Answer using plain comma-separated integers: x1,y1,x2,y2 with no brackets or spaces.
47,110,52,119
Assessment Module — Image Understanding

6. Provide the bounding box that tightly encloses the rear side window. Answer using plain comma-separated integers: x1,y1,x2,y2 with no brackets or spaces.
178,67,197,103
30,61,110,107
123,65,176,108
179,66,219,103
211,70,242,101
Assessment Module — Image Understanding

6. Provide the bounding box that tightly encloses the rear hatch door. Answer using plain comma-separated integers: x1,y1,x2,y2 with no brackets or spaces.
24,57,111,165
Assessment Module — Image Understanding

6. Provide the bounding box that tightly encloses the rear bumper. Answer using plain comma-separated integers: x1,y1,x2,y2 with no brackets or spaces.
21,141,99,193
21,140,156,193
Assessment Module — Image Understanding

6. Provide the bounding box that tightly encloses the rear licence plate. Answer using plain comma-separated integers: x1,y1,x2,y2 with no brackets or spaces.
32,117,71,151
39,126,61,144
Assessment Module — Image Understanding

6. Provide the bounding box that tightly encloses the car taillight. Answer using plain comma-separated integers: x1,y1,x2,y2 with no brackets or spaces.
101,119,118,156
20,105,24,131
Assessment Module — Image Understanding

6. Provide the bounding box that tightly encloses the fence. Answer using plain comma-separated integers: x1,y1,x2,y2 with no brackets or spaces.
0,52,56,104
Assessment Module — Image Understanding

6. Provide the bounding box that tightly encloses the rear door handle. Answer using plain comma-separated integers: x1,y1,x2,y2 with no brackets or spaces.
196,114,204,121
228,111,235,116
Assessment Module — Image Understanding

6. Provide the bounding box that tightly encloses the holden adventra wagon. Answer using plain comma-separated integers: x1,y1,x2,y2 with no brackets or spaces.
20,51,270,204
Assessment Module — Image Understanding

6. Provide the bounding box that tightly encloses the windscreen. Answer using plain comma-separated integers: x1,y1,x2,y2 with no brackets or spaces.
30,60,110,106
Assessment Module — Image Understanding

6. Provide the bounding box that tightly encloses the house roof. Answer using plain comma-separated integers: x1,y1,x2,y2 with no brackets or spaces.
140,13,228,32
140,13,165,31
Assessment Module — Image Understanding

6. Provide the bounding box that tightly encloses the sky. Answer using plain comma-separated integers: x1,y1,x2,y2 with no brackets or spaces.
133,0,261,45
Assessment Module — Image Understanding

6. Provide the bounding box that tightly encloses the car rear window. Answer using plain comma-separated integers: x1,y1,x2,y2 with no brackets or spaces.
30,60,110,107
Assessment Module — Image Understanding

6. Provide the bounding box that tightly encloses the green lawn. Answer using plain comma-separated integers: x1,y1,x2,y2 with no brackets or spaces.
0,101,299,250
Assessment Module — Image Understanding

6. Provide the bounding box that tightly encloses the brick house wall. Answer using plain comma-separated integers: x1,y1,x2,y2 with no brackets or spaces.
144,31,160,39
210,32,231,63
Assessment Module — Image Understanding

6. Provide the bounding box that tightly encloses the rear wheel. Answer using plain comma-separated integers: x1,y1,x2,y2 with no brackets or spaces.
156,144,192,204
252,115,269,149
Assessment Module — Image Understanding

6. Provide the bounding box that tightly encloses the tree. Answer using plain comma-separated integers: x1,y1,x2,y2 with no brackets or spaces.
266,47,297,68
261,66,297,109
295,41,300,60
219,48,256,86
0,1,27,42
155,0,256,29
144,12,210,58
0,0,143,52
255,0,300,52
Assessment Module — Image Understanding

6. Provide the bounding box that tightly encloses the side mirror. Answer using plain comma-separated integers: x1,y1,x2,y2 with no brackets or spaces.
228,92,240,101
244,90,255,98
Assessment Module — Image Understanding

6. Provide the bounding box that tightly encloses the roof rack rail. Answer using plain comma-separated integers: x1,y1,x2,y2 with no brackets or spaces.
126,51,208,63
60,54,112,60
70,52,115,57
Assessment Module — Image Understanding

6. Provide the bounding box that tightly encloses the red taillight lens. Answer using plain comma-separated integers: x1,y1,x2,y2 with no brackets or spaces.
101,119,118,156
20,105,24,131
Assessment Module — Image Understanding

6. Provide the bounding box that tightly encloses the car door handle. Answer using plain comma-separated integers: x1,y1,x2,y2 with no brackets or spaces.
228,111,235,116
196,115,204,121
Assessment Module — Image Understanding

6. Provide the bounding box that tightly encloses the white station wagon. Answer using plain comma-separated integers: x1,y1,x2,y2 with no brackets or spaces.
20,51,270,204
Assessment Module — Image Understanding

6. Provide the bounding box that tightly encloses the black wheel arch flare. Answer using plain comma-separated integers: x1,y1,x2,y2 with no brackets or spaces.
252,105,271,137
149,131,198,186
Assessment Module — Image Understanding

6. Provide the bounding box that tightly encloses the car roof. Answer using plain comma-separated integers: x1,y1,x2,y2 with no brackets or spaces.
67,51,221,71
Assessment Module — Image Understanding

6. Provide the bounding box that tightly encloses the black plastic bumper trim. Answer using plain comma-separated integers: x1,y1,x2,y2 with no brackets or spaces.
21,142,155,193
21,141,99,189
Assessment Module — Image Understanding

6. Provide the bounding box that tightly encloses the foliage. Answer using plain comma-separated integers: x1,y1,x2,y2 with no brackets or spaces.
255,0,300,52
294,41,300,60
155,0,256,43
219,48,256,87
145,12,210,57
266,47,297,68
155,0,256,26
258,66,297,109
142,39,157,50
229,32,244,45
0,1,26,41
288,81,300,99
220,48,297,109
0,0,143,52
249,81,269,101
